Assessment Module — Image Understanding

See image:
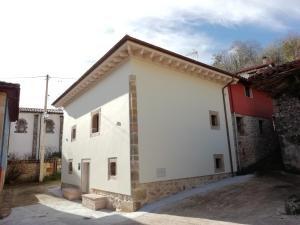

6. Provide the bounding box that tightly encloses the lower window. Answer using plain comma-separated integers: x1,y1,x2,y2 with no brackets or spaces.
214,154,225,173
108,158,117,179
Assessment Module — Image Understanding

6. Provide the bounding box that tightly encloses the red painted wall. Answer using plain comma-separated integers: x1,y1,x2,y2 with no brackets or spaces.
228,83,273,118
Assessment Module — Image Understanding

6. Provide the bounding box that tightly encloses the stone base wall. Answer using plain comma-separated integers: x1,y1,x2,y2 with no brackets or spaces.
6,159,61,183
273,94,300,173
64,173,230,212
133,173,231,208
91,189,135,212
234,114,278,171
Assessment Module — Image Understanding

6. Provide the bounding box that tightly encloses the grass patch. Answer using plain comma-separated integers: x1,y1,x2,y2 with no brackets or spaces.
43,172,61,182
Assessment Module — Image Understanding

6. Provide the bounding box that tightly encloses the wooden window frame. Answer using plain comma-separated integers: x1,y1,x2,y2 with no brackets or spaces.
68,159,73,174
90,109,101,137
244,86,253,98
71,125,76,142
108,157,117,180
209,110,220,130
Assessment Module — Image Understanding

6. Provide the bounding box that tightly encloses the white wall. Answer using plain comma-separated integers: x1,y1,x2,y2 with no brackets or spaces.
62,62,132,195
45,114,62,155
9,113,34,158
9,112,62,159
131,57,237,183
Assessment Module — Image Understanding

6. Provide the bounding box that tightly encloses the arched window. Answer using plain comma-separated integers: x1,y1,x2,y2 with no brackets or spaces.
15,118,28,133
46,119,55,133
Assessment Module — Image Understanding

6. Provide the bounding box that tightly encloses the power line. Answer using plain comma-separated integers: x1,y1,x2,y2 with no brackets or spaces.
1,75,77,80
0,75,46,79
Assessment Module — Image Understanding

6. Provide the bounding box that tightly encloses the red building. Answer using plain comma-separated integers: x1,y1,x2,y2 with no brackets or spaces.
228,64,278,172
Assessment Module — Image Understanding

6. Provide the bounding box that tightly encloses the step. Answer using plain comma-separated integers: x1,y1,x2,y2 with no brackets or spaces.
62,187,81,201
82,193,107,210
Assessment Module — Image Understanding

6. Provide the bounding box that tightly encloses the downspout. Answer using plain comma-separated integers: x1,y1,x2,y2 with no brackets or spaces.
222,76,235,177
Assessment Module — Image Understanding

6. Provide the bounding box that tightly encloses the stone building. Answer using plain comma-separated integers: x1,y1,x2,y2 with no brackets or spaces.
0,81,20,191
250,59,300,173
53,35,239,211
8,108,63,159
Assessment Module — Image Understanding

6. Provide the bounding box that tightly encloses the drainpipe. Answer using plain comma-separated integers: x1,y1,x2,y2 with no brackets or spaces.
222,77,235,177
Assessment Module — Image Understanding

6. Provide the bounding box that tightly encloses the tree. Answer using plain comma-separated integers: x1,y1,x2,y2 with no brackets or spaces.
212,34,300,73
281,34,300,61
212,40,261,73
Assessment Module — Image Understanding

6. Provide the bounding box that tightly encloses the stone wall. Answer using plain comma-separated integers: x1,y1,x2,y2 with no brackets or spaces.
6,159,61,183
273,94,300,173
233,114,278,172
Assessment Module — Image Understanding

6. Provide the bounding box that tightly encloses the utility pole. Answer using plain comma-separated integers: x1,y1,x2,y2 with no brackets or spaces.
39,74,49,182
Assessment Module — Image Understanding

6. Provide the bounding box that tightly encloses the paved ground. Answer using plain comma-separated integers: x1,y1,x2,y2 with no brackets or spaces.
1,172,300,225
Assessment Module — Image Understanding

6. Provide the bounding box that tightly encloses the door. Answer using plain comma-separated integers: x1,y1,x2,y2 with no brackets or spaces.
81,160,90,193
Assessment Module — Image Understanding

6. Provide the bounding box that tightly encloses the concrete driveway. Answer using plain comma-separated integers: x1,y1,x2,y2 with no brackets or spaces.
1,172,300,225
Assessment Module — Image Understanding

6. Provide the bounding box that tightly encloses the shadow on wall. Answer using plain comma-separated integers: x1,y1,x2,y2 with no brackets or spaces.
65,77,129,120
61,155,82,188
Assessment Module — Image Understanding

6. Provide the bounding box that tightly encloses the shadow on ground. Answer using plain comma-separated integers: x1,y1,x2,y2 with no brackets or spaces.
119,172,300,225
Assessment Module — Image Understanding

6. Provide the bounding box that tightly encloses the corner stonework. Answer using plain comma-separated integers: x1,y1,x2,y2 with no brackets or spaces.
129,74,145,211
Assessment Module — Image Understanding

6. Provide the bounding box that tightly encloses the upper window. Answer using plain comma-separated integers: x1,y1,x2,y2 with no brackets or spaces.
244,86,253,98
15,118,28,133
71,125,76,141
45,119,55,133
209,111,220,130
91,109,101,135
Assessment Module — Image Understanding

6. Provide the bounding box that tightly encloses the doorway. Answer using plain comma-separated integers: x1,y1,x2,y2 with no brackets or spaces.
81,159,90,193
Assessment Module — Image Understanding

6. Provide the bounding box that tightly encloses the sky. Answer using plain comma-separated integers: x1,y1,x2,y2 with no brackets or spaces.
1,0,300,108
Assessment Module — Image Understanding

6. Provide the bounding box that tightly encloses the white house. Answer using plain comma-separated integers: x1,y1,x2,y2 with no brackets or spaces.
53,35,238,212
9,108,63,159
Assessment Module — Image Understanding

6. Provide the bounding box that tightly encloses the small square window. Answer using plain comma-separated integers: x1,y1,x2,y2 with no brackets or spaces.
68,160,73,174
91,109,101,136
259,120,263,135
71,125,76,141
214,154,225,173
236,117,245,135
209,111,220,129
108,158,117,179
244,86,252,98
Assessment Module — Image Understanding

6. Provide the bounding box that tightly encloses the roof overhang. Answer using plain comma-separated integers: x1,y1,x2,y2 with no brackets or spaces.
53,35,238,107
0,81,20,121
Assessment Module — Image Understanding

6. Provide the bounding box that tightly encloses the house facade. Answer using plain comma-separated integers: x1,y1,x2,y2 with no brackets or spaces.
228,72,278,172
0,81,20,191
8,108,63,159
53,35,238,211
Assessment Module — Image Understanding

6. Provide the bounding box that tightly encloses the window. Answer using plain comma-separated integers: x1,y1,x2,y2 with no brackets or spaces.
15,118,28,133
45,119,55,133
244,86,252,98
214,154,225,173
259,120,263,134
209,111,220,129
71,125,76,141
108,158,117,179
91,110,101,135
68,160,73,174
236,117,244,135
